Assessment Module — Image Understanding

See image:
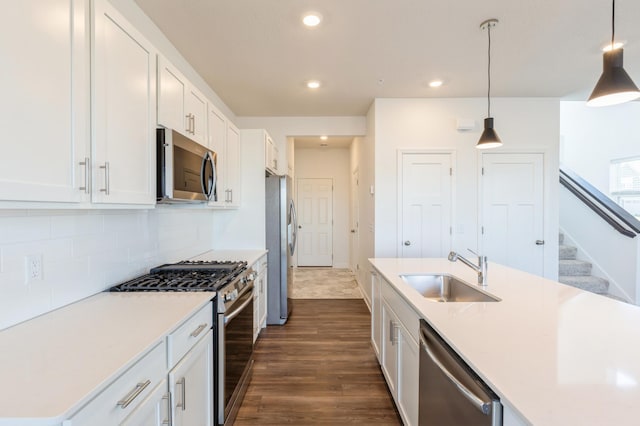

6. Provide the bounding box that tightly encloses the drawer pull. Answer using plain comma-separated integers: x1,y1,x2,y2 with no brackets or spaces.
190,323,208,338
176,377,186,411
117,379,151,409
162,392,171,425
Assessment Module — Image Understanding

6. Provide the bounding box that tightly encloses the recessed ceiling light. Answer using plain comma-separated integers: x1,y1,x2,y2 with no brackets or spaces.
603,41,625,52
429,80,443,88
303,13,322,27
320,136,328,140
307,80,321,89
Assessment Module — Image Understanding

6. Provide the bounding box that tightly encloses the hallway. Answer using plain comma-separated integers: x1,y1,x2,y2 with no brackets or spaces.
291,267,362,299
234,299,401,425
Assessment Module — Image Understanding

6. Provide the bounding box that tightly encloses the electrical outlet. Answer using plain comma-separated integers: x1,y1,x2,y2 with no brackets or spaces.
25,254,43,283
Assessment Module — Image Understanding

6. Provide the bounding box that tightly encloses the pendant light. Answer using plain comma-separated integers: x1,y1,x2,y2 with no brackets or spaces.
587,0,640,107
477,19,503,149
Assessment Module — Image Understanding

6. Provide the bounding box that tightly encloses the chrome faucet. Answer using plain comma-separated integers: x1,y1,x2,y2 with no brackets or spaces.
448,249,488,286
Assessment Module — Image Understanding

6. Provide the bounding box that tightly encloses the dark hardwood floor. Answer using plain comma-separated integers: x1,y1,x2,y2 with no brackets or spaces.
234,299,402,425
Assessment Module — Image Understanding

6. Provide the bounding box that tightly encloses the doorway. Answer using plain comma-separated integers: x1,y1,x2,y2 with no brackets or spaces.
399,152,453,257
480,152,545,275
296,178,334,266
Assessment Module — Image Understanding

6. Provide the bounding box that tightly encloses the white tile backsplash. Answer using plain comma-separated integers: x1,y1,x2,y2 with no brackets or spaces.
0,208,214,330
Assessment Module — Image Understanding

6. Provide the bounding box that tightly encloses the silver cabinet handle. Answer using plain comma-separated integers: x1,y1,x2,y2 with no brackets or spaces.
162,392,171,425
185,113,192,133
389,320,395,345
419,332,491,414
176,377,186,411
228,189,233,203
99,162,110,195
536,240,545,245
117,379,151,409
79,157,90,194
192,115,196,135
404,240,411,246
190,323,208,338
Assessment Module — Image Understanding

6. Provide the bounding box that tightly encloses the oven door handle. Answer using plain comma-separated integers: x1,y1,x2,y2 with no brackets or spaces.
224,291,254,325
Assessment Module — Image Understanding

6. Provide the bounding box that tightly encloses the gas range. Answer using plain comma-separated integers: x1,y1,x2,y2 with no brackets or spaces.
110,260,247,293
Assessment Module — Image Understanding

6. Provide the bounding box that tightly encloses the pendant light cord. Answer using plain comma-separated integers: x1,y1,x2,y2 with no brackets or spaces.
487,22,492,118
611,0,615,48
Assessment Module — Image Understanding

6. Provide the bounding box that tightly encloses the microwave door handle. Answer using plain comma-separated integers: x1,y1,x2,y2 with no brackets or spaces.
210,152,218,202
201,151,214,200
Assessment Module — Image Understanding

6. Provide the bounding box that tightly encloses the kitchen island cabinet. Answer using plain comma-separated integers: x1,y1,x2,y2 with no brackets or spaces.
370,257,640,426
0,292,213,426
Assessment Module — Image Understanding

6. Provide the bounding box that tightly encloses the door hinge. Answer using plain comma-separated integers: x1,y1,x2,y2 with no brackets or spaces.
449,167,452,176
449,226,452,235
481,167,485,176
482,226,485,235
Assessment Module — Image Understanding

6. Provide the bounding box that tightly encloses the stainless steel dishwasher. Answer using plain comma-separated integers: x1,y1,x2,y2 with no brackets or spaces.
419,319,502,426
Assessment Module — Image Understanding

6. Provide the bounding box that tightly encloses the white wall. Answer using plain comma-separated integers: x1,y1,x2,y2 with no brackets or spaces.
294,147,351,268
236,116,366,175
0,208,214,329
373,98,560,279
560,101,640,195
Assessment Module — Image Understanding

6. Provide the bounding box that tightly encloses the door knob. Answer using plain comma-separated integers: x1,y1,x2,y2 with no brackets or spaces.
350,229,356,233
535,240,545,245
404,241,411,246
298,225,302,229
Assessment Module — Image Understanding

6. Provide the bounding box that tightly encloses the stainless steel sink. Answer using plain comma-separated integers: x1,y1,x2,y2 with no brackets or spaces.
399,274,500,302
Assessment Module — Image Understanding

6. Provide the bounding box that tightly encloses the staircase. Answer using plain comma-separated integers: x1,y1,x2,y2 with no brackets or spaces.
558,233,610,295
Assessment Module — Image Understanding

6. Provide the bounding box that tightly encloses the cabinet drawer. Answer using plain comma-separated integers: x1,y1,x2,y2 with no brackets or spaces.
68,341,165,426
381,279,420,344
167,302,213,368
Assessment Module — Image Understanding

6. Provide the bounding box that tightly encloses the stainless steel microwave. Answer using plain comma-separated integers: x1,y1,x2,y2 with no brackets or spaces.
157,128,217,203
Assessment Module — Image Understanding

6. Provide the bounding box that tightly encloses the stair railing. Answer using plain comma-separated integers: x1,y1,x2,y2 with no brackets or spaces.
559,167,640,238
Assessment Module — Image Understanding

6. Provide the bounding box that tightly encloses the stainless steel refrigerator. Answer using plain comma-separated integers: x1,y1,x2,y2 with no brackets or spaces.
265,175,297,325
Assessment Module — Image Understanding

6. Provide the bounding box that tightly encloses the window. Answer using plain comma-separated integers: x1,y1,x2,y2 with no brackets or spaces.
610,157,640,219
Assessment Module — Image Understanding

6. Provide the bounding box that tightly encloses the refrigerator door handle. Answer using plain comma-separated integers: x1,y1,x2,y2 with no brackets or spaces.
289,200,298,255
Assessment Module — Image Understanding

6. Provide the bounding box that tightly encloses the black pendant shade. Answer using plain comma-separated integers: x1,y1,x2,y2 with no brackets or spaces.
587,48,640,107
477,19,503,149
477,118,502,149
587,0,640,107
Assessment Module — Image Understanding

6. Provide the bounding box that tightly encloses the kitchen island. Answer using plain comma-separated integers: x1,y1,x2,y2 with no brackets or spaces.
370,257,640,426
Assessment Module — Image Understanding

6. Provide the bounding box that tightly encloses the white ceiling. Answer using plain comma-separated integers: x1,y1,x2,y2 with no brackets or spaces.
294,136,354,149
134,0,640,117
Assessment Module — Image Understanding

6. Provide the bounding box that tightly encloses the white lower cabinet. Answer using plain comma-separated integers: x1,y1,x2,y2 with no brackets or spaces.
120,379,170,426
253,255,268,342
67,302,213,426
169,331,213,426
375,274,419,426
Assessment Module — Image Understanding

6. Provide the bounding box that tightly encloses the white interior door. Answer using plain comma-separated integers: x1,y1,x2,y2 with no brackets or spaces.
350,169,360,273
481,153,544,275
297,178,333,266
400,153,453,257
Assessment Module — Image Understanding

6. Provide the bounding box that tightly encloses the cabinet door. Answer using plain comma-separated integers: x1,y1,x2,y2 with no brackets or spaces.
259,269,268,329
157,56,186,132
371,272,382,360
92,0,156,205
120,379,170,426
381,301,398,396
0,0,89,203
169,331,213,426
207,105,226,207
186,88,207,145
398,330,419,426
225,123,241,207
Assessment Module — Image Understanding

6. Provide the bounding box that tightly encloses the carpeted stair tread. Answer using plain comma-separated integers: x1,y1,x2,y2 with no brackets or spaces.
559,244,577,260
559,259,592,275
558,275,609,294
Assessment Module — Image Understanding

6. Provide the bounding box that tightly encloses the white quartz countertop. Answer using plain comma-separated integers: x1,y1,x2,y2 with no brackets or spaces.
191,249,267,267
0,292,214,425
369,257,640,426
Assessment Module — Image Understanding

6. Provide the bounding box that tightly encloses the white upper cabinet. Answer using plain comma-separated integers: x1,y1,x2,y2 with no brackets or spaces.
92,0,157,205
207,104,241,208
225,122,241,207
0,0,90,203
265,134,278,175
158,55,207,146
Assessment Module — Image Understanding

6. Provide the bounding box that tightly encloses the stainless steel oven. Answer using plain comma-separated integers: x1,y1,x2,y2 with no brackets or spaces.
218,281,255,425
